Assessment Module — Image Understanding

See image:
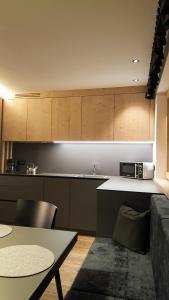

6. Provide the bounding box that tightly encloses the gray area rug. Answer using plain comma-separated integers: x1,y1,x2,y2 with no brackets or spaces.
72,238,155,300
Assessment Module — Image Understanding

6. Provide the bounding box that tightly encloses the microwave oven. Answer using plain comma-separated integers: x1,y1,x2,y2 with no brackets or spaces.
120,162,154,179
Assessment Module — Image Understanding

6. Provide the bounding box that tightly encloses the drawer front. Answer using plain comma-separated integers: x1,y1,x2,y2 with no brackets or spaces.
0,176,44,200
0,176,43,187
0,186,43,201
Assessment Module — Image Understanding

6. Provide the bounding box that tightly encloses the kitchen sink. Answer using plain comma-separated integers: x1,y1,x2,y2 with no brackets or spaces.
35,172,109,180
74,174,109,179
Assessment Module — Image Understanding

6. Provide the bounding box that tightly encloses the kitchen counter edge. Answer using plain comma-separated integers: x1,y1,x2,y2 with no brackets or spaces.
0,173,164,194
0,173,109,180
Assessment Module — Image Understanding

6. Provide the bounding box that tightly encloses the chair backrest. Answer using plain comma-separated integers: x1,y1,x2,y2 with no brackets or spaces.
15,199,57,229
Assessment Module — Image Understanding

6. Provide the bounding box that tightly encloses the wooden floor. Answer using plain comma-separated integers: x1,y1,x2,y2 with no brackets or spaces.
40,235,95,300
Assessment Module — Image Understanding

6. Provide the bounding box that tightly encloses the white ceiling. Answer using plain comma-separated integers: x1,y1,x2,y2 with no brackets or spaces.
0,0,157,93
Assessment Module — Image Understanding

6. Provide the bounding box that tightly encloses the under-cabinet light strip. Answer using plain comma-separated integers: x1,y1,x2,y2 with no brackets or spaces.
53,141,154,144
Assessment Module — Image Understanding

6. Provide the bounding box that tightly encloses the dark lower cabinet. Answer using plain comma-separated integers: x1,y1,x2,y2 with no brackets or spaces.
43,178,70,229
0,175,106,232
70,179,105,232
0,200,16,224
0,176,44,200
0,176,44,224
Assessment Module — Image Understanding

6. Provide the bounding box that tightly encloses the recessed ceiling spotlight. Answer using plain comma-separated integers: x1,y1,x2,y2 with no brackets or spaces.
132,79,139,82
132,59,140,63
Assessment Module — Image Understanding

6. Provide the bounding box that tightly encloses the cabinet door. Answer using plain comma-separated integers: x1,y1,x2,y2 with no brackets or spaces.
27,99,51,141
0,176,44,200
43,178,70,228
52,97,81,140
70,179,105,232
0,99,3,138
0,176,44,224
114,93,151,141
0,200,16,224
2,99,27,141
82,95,114,140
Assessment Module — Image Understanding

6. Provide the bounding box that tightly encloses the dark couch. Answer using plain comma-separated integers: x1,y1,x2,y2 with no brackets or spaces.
65,194,169,300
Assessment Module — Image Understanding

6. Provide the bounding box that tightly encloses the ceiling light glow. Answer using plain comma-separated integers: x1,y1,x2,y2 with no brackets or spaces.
0,84,14,100
132,59,140,63
132,79,139,82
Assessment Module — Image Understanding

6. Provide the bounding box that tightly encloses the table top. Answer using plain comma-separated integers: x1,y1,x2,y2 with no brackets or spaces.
0,226,77,300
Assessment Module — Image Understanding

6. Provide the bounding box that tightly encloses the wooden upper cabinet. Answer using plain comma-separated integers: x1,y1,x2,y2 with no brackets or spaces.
114,93,152,141
27,99,51,141
2,99,27,141
150,99,155,141
0,98,3,139
1,89,155,142
82,95,114,140
167,98,169,177
51,97,81,140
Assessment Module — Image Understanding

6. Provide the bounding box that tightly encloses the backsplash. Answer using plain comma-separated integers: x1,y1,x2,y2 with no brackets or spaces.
13,142,153,176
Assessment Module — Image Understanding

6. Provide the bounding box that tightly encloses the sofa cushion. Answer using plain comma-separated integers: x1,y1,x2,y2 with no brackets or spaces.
65,290,125,300
112,205,150,253
151,195,169,300
72,238,155,300
151,194,169,219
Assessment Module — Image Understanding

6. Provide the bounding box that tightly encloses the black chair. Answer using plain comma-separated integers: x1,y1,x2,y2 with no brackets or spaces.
15,199,57,229
14,199,63,299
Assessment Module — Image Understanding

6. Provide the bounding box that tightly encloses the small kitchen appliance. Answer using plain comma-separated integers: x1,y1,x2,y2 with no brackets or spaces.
26,163,38,175
120,161,154,179
6,159,18,173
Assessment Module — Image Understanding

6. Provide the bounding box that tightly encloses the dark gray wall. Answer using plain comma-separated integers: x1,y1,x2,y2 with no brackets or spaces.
13,142,153,175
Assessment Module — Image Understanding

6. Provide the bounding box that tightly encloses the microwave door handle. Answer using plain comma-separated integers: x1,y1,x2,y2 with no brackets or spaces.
135,164,138,178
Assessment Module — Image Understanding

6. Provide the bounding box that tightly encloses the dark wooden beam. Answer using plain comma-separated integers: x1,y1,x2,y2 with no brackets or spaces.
145,0,169,99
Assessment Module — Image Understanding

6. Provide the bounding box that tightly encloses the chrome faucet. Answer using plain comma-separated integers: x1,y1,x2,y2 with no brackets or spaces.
92,164,96,175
